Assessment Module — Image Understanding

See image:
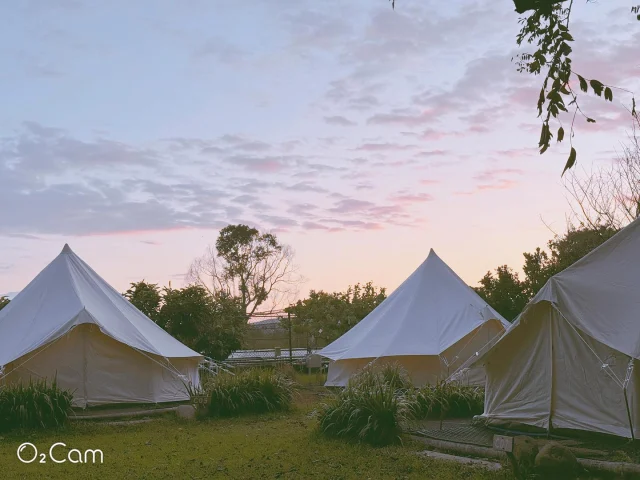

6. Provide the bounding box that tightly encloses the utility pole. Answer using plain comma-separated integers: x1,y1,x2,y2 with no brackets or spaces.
288,311,293,363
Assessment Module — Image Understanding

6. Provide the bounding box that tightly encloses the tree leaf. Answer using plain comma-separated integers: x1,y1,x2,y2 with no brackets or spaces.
562,147,577,176
604,87,613,102
560,31,574,42
589,79,603,96
578,75,588,93
537,88,545,116
586,118,596,123
557,127,565,143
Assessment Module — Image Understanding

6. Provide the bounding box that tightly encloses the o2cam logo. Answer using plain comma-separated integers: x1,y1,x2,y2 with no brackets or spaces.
17,442,104,464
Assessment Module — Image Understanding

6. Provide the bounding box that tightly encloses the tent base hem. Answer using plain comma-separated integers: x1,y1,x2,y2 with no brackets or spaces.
473,415,638,441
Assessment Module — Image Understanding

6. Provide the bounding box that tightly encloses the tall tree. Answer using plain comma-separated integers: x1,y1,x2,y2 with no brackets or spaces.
187,224,303,319
285,282,386,344
123,280,162,320
158,286,247,360
475,266,529,322
0,296,9,311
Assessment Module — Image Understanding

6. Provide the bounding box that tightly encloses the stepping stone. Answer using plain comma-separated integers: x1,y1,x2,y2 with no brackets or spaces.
416,450,503,471
177,405,196,420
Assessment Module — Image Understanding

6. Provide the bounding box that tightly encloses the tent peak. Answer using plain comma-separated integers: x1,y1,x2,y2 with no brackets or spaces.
61,244,72,254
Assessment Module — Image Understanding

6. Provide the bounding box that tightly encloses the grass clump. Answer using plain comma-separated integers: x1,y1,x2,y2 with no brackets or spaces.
317,363,486,446
0,377,74,432
203,368,296,417
317,364,417,446
413,382,484,419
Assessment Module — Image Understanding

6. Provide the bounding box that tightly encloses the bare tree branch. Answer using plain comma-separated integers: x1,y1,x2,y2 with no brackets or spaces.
563,115,640,229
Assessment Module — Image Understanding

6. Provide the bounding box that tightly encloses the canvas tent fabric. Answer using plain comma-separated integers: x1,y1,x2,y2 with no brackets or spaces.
319,249,509,387
470,217,640,439
0,244,202,407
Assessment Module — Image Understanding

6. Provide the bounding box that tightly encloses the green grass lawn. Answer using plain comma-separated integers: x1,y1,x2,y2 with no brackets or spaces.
0,389,514,480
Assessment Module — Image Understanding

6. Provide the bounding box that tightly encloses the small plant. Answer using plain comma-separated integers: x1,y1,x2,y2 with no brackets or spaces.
316,364,417,446
206,369,296,417
0,377,74,432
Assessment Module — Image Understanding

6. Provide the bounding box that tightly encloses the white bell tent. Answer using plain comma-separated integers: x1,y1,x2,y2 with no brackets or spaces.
0,244,202,407
319,249,509,387
468,218,640,439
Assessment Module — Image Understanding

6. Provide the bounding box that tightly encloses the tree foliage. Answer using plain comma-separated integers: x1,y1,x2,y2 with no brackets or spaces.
389,0,638,173
523,224,618,286
477,225,617,320
159,286,247,360
0,296,9,311
475,266,529,322
123,280,162,320
512,0,637,173
187,224,302,319
123,280,246,360
285,282,386,344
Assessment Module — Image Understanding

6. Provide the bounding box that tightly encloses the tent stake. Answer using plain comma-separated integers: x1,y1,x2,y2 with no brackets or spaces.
624,388,635,441
623,358,635,441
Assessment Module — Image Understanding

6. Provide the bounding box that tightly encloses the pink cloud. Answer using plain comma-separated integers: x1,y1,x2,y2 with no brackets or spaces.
389,192,434,203
328,198,375,213
495,148,537,159
324,115,357,126
467,124,492,134
414,149,448,158
572,107,635,134
455,168,523,195
331,219,384,230
371,160,416,168
455,179,518,195
420,179,440,185
80,226,198,237
226,155,301,173
476,179,519,191
517,123,540,134
473,168,524,182
572,30,640,86
419,129,453,141
417,124,492,142
368,205,405,216
508,85,539,109
367,108,439,127
355,143,418,151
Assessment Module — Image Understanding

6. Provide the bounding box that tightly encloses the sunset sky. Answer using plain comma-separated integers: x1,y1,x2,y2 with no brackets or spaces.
1,0,638,304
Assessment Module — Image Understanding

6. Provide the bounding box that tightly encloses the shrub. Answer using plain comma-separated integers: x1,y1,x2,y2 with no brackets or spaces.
206,369,296,417
317,365,417,446
0,377,74,432
413,382,484,419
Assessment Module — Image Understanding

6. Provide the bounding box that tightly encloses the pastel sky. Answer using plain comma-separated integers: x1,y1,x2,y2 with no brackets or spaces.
1,0,638,303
